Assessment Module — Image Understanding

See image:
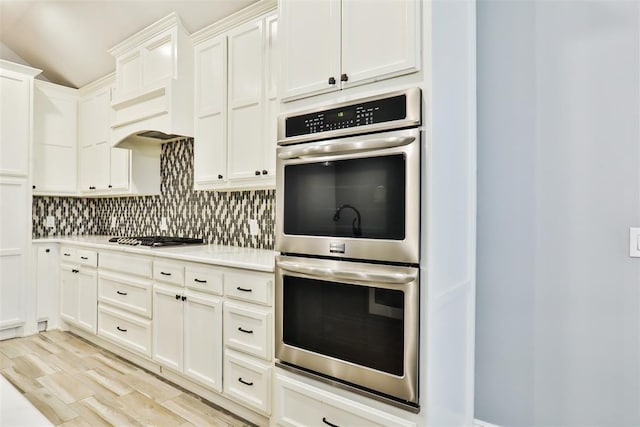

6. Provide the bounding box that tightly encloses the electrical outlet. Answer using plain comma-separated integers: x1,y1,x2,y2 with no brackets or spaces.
630,227,640,258
160,217,168,231
46,216,55,228
249,219,260,236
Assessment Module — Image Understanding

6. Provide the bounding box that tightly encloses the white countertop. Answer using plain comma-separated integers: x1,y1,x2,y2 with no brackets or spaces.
32,235,275,272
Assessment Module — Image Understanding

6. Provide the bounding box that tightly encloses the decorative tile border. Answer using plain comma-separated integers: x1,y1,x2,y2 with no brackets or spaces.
32,139,275,250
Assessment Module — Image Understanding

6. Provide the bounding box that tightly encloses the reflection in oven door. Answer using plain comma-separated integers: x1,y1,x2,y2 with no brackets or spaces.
275,255,419,408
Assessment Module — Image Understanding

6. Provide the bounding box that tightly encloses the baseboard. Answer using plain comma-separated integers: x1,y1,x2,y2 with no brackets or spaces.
475,419,501,427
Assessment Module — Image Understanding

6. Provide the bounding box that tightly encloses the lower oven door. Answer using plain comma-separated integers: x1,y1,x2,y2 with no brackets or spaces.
275,255,419,406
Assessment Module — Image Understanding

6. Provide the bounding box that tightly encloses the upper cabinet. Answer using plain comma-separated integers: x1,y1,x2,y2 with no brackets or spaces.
279,0,421,102
192,3,278,191
108,12,193,148
32,81,78,195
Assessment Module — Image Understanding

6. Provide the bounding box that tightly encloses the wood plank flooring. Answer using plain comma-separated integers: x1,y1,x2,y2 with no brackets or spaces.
0,331,252,426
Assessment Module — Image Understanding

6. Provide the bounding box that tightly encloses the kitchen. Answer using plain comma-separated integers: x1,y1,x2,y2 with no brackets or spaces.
2,1,639,427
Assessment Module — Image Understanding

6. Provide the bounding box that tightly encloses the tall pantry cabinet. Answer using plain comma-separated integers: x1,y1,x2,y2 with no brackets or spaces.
0,60,41,339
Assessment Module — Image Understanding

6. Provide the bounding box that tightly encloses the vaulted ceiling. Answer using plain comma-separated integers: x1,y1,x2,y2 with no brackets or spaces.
0,0,258,88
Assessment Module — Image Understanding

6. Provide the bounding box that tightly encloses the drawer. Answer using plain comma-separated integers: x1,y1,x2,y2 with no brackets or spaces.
59,246,77,263
153,260,185,286
223,301,271,360
100,251,153,278
224,270,273,306
98,305,152,357
224,349,271,414
98,271,153,318
77,249,98,268
274,374,416,427
185,264,223,295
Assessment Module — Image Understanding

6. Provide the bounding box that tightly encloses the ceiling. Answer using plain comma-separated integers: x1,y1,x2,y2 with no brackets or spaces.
0,0,259,88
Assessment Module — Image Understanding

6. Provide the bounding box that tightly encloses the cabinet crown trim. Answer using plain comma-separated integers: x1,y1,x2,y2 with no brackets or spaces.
0,59,42,78
108,12,187,57
190,0,276,45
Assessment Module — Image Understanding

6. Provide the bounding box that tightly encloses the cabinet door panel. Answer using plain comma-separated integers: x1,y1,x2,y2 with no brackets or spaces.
341,0,421,87
76,269,97,333
0,73,29,176
228,21,262,107
280,0,341,101
228,103,262,181
184,291,222,391
110,147,130,191
117,52,142,96
262,14,278,178
34,145,76,192
153,285,183,372
143,32,175,86
60,265,78,324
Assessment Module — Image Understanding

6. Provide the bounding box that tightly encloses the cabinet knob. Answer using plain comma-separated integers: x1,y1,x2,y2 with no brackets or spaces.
89,186,96,190
254,170,261,176
181,296,186,301
108,185,112,188
218,174,223,180
262,170,268,175
328,77,336,85
32,185,36,190
175,294,180,300
45,249,50,253
340,73,349,82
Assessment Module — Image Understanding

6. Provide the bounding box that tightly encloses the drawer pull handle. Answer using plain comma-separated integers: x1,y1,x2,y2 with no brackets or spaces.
116,291,127,296
194,278,207,283
238,327,253,334
72,269,79,274
238,377,253,386
160,271,172,276
80,256,88,260
322,418,339,427
116,326,127,332
63,253,71,257
236,286,252,293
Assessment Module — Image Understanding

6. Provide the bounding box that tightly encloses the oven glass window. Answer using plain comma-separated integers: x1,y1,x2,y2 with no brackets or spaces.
283,155,405,239
283,275,405,376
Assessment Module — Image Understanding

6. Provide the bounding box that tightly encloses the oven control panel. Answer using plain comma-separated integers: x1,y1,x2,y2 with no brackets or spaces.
279,88,421,144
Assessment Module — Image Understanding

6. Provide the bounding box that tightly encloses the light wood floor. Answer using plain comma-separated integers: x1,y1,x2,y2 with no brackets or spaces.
0,330,253,427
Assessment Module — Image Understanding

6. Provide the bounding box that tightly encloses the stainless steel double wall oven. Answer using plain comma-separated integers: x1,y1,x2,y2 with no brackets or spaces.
275,88,422,410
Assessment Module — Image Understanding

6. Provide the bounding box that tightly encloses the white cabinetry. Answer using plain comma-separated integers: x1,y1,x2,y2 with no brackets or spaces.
222,268,273,414
0,61,40,339
274,374,416,427
78,75,160,196
279,0,421,101
153,260,223,391
59,246,98,334
32,81,78,195
192,9,278,191
97,251,153,357
33,243,59,329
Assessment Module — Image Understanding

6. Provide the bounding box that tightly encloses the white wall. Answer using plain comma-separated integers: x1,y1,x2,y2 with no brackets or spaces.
476,1,640,426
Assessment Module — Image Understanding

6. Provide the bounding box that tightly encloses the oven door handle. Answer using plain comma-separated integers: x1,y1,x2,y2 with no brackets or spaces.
277,135,416,160
277,261,416,284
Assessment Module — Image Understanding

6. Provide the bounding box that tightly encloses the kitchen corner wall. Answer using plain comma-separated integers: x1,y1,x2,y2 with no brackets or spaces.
32,139,275,249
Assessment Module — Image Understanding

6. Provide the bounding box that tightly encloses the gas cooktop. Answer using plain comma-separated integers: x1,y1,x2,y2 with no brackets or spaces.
108,236,204,247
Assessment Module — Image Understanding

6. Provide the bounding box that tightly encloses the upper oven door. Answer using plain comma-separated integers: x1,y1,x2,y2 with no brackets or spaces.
276,127,420,264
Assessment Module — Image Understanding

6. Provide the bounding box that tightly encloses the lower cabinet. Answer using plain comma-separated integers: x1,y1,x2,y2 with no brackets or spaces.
224,349,271,414
273,374,417,427
97,304,152,357
59,247,98,334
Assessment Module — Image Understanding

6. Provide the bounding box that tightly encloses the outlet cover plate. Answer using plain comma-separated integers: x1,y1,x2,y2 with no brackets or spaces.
630,227,640,258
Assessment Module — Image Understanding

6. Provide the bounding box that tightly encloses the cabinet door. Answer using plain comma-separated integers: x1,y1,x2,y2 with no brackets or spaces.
341,0,421,88
0,70,30,176
153,284,184,372
78,144,110,193
109,147,130,191
0,178,28,330
33,83,78,193
35,245,57,322
227,19,264,183
279,0,341,101
194,35,228,186
183,291,223,392
262,14,278,180
76,268,97,333
60,264,78,324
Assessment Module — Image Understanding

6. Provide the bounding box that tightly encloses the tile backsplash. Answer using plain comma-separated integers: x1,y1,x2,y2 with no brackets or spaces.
32,139,275,249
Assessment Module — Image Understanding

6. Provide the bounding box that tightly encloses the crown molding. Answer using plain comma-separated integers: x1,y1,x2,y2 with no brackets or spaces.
108,12,187,58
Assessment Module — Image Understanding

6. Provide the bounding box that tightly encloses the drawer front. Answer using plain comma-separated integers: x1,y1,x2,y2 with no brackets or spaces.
100,251,153,278
77,249,98,268
185,265,223,295
274,374,416,427
224,349,271,414
224,271,273,306
98,271,153,318
153,261,185,286
223,301,271,360
98,305,152,357
59,246,77,263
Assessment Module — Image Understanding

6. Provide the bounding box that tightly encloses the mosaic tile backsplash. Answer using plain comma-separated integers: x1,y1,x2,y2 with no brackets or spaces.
33,139,275,249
